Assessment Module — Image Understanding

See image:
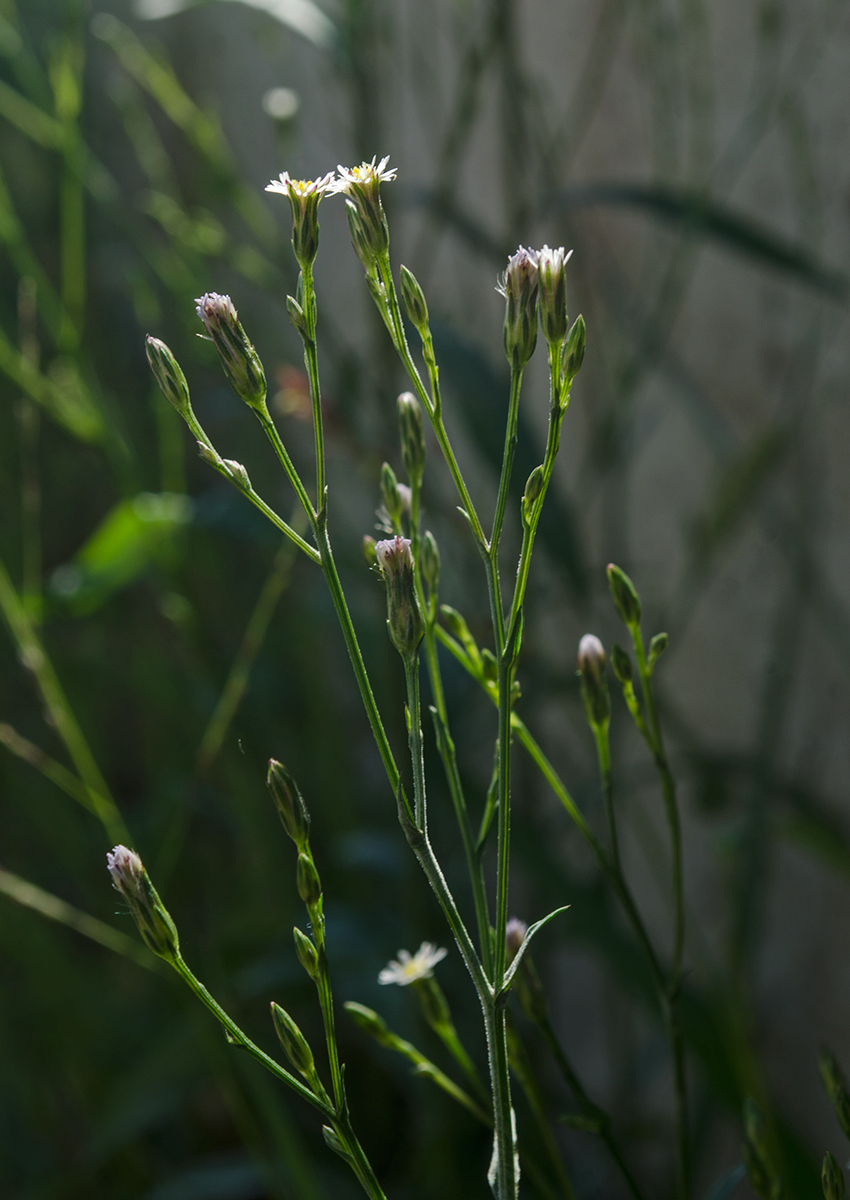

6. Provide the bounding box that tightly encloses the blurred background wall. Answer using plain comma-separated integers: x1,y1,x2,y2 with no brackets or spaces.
2,0,850,1197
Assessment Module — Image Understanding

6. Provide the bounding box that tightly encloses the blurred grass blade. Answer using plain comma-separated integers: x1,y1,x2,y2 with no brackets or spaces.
0,75,62,146
547,183,850,301
0,552,128,843
0,327,103,439
0,866,157,968
0,721,92,811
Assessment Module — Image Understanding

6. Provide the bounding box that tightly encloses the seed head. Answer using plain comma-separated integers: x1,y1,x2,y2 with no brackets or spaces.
195,292,267,411
497,246,539,368
265,171,334,269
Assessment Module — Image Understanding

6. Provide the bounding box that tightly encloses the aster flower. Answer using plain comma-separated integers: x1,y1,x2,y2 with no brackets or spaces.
265,171,334,269
496,246,539,368
106,845,180,962
330,155,397,261
378,941,447,986
374,534,424,660
536,244,573,347
195,292,267,411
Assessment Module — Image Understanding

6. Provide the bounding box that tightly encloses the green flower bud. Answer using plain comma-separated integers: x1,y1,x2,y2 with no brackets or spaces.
577,634,610,727
344,1001,393,1047
293,926,319,978
610,642,633,684
195,293,267,410
322,1124,350,1159
537,245,571,347
648,631,669,670
197,441,222,468
270,1001,314,1075
375,536,424,661
106,846,180,963
362,535,378,567
562,314,586,381
331,156,396,262
397,391,425,481
521,465,545,525
421,530,440,595
145,336,191,417
296,852,322,907
823,1152,845,1200
265,171,334,270
497,246,539,369
222,459,251,491
607,563,642,628
399,264,429,336
286,294,309,341
267,759,310,847
380,462,403,531
413,975,453,1032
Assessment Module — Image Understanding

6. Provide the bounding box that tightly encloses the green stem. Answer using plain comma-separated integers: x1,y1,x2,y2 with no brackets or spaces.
299,263,326,505
490,365,524,554
507,1018,576,1200
172,956,333,1116
591,721,619,873
255,405,318,526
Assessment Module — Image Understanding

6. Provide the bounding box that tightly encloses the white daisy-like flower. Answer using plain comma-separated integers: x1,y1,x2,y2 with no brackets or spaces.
328,155,397,196
265,173,335,268
265,171,335,201
378,941,447,986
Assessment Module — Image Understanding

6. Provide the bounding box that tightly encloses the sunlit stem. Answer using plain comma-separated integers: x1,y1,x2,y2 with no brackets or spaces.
298,263,326,505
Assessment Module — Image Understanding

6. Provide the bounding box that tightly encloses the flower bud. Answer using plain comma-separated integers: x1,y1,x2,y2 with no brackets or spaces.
222,459,251,491
267,759,310,847
145,336,191,417
270,1001,314,1075
286,294,309,341
195,293,267,410
648,631,668,670
537,245,571,347
562,315,586,382
362,535,378,567
610,642,633,684
497,246,539,369
197,441,221,468
607,563,642,628
824,1153,845,1200
330,156,396,262
344,1001,393,1046
374,536,424,661
397,391,425,481
521,465,545,525
265,172,334,270
345,200,376,271
293,926,319,978
577,634,610,727
380,462,404,532
399,265,429,336
421,530,440,595
106,845,180,963
505,917,527,965
323,1125,350,1159
296,851,322,907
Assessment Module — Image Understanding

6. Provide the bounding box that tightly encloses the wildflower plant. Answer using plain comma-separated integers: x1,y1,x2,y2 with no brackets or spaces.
121,153,697,1200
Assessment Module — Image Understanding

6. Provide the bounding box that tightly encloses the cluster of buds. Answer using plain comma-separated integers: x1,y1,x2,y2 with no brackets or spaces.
374,536,424,662
195,293,267,411
577,633,610,729
106,846,180,963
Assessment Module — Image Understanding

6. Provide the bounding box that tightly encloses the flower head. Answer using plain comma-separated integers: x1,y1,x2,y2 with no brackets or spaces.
106,845,180,962
505,917,528,965
195,292,267,410
378,941,447,986
497,246,539,367
330,155,396,262
536,245,573,347
374,535,424,660
265,172,334,268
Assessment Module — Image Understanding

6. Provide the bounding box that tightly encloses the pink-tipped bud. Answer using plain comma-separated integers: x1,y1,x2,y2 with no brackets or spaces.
537,245,572,347
497,247,539,368
195,292,267,410
577,634,610,727
374,536,424,661
106,845,179,962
